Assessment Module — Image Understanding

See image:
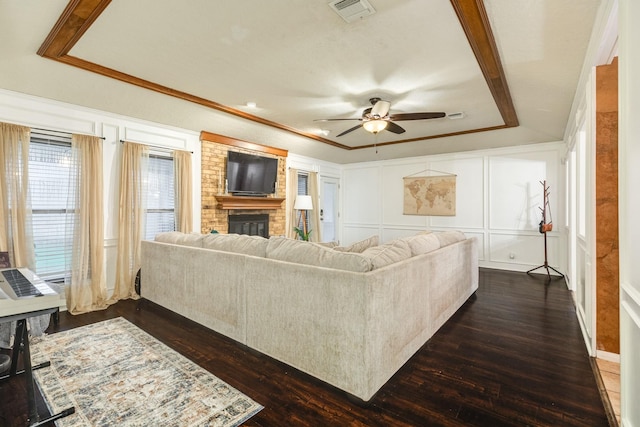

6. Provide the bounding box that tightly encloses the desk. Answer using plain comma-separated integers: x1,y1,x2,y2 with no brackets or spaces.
0,308,75,426
0,268,64,317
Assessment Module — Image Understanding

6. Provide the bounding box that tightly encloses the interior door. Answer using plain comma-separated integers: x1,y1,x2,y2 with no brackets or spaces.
320,176,339,243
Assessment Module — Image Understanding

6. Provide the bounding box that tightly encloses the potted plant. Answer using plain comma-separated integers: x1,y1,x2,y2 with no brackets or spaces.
294,227,312,241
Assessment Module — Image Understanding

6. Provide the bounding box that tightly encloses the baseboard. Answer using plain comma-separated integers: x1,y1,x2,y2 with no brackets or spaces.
596,350,620,363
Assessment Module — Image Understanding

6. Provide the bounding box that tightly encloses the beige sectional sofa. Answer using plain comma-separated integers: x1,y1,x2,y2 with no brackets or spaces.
141,230,478,401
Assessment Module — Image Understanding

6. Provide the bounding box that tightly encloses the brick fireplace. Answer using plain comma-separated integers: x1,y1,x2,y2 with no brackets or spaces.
200,132,288,236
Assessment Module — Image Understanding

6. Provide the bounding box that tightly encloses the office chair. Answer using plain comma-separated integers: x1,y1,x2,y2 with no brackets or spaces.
0,354,9,373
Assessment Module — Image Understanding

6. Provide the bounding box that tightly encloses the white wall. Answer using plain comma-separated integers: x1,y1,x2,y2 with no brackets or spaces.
619,0,640,424
341,142,566,274
0,89,202,293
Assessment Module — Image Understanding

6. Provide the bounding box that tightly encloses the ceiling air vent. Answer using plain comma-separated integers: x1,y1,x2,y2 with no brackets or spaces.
329,0,376,23
447,112,465,120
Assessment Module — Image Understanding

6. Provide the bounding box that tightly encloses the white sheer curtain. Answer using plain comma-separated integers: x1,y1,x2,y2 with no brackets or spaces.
65,134,108,314
173,150,193,233
308,172,322,243
0,122,35,269
286,168,299,239
112,141,148,301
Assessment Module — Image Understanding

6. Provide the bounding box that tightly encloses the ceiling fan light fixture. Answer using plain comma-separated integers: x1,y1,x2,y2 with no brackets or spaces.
363,119,388,134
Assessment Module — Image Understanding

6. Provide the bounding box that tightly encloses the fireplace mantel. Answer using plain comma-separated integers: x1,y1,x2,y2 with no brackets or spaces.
215,195,285,210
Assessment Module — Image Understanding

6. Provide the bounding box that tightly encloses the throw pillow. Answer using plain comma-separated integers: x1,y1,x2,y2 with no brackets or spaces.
361,239,411,269
402,233,441,256
266,237,372,272
333,235,379,253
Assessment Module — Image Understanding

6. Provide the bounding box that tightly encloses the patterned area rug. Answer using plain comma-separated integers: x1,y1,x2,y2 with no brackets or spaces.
31,317,263,426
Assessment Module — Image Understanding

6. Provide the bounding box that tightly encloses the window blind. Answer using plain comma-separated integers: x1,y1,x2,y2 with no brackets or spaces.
297,173,309,196
144,154,175,240
29,133,75,281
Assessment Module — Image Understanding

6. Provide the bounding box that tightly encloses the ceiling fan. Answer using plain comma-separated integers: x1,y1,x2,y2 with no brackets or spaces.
316,97,446,137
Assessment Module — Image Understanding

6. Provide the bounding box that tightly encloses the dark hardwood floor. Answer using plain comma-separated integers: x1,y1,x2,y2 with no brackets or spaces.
0,268,608,426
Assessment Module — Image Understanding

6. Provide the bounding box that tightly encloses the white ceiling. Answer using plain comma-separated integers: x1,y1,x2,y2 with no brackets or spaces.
0,0,601,163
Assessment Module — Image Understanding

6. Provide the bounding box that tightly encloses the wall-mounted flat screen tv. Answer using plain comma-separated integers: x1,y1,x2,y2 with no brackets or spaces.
226,151,278,196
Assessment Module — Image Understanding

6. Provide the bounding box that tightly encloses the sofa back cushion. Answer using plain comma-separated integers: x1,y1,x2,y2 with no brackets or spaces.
333,235,379,253
435,230,467,247
315,241,339,248
361,239,412,269
402,233,441,256
202,233,269,257
266,237,372,272
154,232,204,248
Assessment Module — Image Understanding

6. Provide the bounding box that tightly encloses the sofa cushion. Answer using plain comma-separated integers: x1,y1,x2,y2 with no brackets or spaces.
154,232,204,248
435,230,467,247
333,235,379,253
315,241,339,248
361,239,412,269
266,237,372,272
402,233,441,256
202,233,269,257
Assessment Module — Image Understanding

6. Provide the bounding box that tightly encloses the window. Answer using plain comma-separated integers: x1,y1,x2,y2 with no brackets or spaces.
144,154,175,240
29,131,75,281
27,135,175,277
297,172,309,196
296,172,309,232
577,129,587,238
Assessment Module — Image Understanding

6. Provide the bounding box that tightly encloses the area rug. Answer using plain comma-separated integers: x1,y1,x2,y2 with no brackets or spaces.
30,317,263,426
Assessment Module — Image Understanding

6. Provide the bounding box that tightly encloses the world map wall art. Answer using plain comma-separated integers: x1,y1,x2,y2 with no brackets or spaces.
403,172,456,216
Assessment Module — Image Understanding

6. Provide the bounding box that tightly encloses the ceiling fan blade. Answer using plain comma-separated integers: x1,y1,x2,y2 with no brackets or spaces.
389,112,446,121
336,124,363,137
385,121,406,134
314,118,362,122
371,100,391,118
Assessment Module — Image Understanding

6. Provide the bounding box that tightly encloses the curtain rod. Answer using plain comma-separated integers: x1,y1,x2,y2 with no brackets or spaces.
31,127,106,140
119,140,193,154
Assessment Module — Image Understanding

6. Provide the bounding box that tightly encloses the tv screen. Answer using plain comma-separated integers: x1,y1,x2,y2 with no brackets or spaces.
226,151,278,196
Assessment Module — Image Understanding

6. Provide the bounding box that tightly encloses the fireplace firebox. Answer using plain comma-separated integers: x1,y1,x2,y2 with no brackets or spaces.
228,214,269,237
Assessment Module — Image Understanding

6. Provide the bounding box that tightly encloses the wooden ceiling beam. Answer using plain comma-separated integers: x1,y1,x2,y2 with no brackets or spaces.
36,0,348,151
37,0,112,58
37,0,518,151
450,0,519,127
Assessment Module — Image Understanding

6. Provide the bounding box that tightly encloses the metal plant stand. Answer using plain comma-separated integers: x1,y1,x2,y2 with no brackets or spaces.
527,180,564,281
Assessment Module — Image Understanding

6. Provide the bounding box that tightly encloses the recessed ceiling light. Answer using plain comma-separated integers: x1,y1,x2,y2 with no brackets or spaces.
246,101,257,108
316,129,330,136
